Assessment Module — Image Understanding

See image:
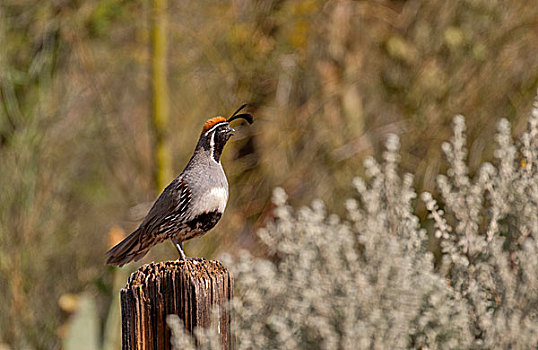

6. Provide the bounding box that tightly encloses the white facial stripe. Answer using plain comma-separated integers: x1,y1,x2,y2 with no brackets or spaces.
210,131,217,163
210,131,215,148
204,122,227,136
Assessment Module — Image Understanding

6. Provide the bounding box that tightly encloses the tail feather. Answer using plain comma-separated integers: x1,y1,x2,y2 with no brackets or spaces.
105,228,149,266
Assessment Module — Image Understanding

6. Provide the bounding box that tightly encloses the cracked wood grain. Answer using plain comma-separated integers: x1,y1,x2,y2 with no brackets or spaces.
120,259,233,349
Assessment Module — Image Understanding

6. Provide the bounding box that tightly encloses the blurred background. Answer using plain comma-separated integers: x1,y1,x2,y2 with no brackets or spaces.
0,0,536,348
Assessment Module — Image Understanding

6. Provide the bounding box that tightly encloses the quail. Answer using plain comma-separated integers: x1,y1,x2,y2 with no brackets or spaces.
105,104,253,266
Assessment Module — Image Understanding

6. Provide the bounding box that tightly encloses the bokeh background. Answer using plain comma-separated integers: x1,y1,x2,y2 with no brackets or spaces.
0,0,536,348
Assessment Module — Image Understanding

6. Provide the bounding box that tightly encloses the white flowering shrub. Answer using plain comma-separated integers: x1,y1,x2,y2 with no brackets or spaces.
422,105,538,348
169,98,538,349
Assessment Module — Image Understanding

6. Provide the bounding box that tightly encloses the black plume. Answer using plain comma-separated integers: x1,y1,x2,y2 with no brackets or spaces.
227,104,254,124
228,113,253,124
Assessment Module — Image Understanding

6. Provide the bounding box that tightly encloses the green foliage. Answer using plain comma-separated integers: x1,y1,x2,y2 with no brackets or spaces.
88,0,126,38
62,295,100,350
151,0,172,193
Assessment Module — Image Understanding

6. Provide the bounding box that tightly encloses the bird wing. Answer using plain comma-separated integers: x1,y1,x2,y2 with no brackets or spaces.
140,178,192,238
104,178,192,266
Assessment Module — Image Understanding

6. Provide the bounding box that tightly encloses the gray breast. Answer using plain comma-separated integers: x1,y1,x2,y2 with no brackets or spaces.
182,157,229,220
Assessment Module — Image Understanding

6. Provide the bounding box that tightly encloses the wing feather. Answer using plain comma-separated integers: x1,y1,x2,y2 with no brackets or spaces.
104,178,193,266
141,178,192,235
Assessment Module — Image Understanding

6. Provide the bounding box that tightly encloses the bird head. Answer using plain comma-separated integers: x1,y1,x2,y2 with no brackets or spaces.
199,104,253,163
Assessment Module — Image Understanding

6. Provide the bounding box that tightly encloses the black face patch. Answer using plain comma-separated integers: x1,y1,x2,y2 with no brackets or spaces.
211,125,232,162
185,210,222,232
197,123,232,162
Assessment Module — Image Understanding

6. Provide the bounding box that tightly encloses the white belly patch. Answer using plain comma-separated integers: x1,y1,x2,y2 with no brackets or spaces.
203,187,228,212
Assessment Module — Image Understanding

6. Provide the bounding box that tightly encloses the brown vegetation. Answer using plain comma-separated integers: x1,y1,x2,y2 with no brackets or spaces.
0,0,536,348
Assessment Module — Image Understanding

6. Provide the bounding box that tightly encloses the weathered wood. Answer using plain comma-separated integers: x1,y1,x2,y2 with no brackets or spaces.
120,259,233,349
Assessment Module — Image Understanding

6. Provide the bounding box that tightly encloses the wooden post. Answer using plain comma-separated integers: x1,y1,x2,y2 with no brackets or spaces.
120,259,233,349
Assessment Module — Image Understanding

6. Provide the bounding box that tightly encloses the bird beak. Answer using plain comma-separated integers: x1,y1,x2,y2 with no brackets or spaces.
226,126,235,135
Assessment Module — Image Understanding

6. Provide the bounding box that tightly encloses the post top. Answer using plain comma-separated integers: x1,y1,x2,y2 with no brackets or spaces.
123,258,230,291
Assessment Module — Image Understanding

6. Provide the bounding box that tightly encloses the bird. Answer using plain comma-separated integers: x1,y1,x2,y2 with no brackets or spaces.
105,104,253,266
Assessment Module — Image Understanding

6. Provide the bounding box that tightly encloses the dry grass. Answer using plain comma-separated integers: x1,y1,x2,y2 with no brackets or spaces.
0,0,536,347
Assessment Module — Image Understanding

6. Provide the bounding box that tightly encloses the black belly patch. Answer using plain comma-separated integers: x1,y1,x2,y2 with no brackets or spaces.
186,210,222,233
